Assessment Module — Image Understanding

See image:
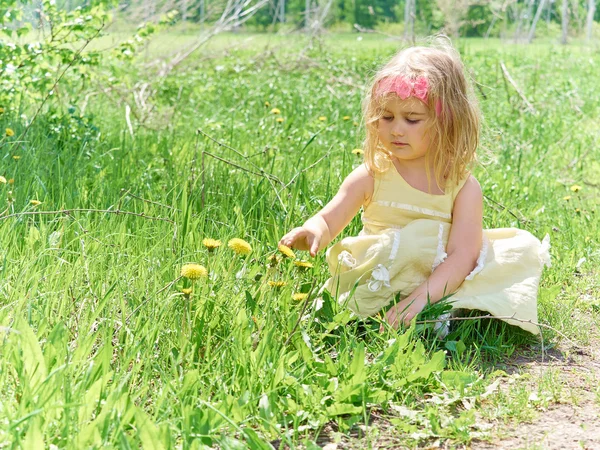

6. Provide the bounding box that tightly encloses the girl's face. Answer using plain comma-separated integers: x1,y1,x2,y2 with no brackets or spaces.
377,95,431,167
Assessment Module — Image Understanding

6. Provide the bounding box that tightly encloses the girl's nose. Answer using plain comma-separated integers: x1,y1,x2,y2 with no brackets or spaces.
391,128,404,137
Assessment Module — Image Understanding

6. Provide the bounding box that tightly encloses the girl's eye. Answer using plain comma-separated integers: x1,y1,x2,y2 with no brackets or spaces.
406,118,420,124
382,116,393,121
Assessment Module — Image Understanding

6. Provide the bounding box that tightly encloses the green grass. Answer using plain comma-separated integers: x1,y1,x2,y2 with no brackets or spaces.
0,33,599,448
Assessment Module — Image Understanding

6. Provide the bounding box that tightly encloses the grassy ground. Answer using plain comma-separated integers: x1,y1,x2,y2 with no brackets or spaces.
0,31,599,448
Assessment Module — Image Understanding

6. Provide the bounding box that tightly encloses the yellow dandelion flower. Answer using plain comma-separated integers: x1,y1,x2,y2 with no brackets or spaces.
570,185,582,193
12,156,20,160
353,121,359,127
352,148,364,156
180,263,208,280
268,280,287,288
343,116,350,121
278,244,295,259
270,108,281,115
276,117,284,123
0,176,6,184
575,208,581,214
30,200,42,206
294,260,313,269
228,238,252,256
563,196,571,201
318,116,327,121
8,178,14,184
264,101,270,107
292,293,308,301
5,128,14,137
181,288,193,295
0,107,4,114
202,238,221,252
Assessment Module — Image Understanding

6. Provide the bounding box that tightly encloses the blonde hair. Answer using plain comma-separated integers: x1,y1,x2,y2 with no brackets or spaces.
362,37,481,188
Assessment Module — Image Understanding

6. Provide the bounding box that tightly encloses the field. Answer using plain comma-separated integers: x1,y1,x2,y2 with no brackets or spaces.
1,31,599,448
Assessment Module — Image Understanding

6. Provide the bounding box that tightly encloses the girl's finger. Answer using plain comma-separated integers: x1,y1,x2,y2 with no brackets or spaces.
309,236,320,257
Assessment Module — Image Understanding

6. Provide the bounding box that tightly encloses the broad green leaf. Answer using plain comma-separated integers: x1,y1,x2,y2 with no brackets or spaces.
135,407,165,450
325,403,363,416
16,319,48,392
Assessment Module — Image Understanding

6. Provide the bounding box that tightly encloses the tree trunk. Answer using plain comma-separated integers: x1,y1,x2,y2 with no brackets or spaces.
181,0,188,21
561,0,568,44
528,0,547,42
587,0,596,41
305,0,311,29
280,0,285,23
404,0,412,40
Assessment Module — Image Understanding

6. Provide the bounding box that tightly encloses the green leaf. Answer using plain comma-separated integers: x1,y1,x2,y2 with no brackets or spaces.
241,428,275,450
135,407,165,450
16,319,48,392
325,403,363,416
22,418,44,449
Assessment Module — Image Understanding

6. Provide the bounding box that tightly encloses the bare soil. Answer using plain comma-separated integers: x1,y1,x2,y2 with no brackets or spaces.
471,340,600,450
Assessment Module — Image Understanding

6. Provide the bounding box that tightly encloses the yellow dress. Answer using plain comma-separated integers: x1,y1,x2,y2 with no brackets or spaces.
322,166,551,334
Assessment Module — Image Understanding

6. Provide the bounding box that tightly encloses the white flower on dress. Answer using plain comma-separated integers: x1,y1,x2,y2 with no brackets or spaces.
367,264,391,292
338,250,356,269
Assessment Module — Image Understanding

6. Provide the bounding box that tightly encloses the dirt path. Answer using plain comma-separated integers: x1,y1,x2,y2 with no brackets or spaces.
472,342,600,450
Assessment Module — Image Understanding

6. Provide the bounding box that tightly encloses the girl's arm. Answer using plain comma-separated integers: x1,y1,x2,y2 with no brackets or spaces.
385,175,483,329
280,164,374,256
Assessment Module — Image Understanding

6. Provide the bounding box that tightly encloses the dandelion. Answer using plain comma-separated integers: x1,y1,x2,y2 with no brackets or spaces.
268,280,287,288
318,116,327,121
30,200,42,206
267,254,279,267
294,260,313,269
8,179,14,184
0,107,4,114
228,238,252,256
575,208,581,214
352,148,364,156
270,108,281,115
343,116,350,121
181,288,193,296
0,176,6,184
181,263,208,280
202,238,221,252
570,185,582,193
292,293,308,301
12,156,20,160
278,244,295,259
353,122,359,127
5,128,14,137
264,101,270,107
276,117,284,123
563,196,571,201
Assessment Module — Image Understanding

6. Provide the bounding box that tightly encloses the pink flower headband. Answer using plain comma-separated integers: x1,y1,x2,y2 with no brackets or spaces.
376,75,442,116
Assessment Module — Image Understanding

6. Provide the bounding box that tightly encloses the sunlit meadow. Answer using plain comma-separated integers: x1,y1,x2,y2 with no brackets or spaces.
0,33,599,448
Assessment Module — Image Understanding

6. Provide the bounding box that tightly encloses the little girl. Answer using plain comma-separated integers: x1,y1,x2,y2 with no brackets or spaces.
280,40,550,333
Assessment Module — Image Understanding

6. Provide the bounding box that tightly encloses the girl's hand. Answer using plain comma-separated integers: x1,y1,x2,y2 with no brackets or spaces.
279,227,321,257
381,296,427,331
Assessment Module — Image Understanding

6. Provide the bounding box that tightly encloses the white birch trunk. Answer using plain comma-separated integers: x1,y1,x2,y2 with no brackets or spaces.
305,0,311,29
587,0,596,40
404,0,413,40
561,0,569,44
528,0,547,42
181,0,188,21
